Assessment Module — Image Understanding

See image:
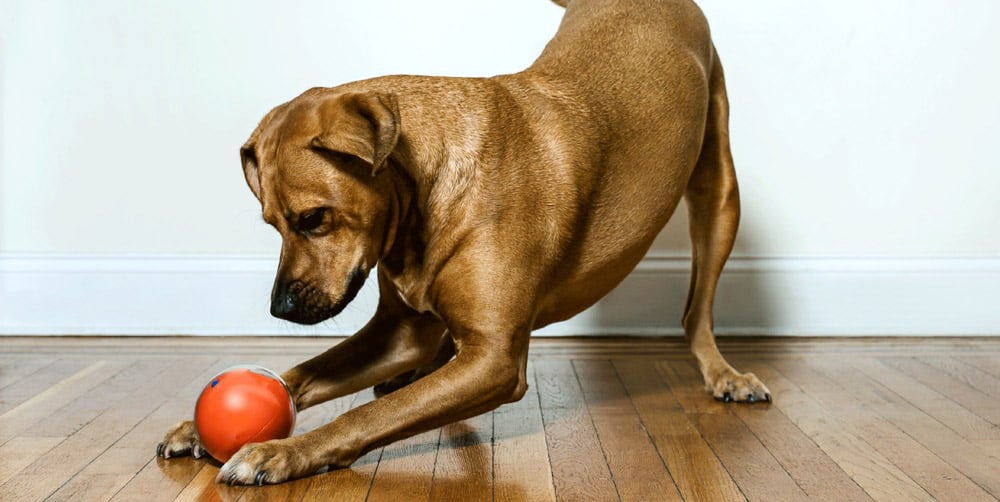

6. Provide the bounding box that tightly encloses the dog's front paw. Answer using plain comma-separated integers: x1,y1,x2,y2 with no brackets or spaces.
157,420,207,459
216,438,315,486
706,367,772,403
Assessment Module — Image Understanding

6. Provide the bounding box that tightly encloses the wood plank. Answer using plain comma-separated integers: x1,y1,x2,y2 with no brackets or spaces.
733,408,873,500
0,359,120,443
882,356,1000,425
742,360,932,501
658,360,809,501
491,362,555,502
0,356,216,501
612,359,745,501
238,470,317,502
725,357,871,501
46,473,136,502
535,359,618,502
922,356,1000,399
300,448,381,501
429,410,493,501
173,463,245,502
366,429,439,502
852,358,1000,439
0,358,56,390
30,359,171,438
3,337,1000,501
300,390,383,502
0,436,64,486
573,359,681,502
972,439,1000,459
961,356,1000,378
812,357,1000,497
0,359,94,415
774,358,992,501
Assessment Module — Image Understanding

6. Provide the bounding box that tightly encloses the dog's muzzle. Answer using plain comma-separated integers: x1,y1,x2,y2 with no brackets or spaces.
270,269,367,325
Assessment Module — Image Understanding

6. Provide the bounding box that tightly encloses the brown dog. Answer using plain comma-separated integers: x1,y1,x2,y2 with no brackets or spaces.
158,0,770,484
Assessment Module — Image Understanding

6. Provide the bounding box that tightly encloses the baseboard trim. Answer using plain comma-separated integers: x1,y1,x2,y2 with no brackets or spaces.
2,253,998,336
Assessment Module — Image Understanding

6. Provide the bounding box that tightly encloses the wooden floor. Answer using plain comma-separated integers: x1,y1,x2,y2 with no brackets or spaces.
1,337,1000,501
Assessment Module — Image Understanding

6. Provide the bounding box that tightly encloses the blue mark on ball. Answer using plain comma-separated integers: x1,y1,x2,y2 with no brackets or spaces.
211,379,219,388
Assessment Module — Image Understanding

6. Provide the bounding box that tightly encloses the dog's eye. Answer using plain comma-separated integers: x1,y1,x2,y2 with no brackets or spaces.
297,208,330,234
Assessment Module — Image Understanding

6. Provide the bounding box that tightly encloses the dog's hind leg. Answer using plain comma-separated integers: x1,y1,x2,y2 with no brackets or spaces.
373,332,455,397
682,50,771,403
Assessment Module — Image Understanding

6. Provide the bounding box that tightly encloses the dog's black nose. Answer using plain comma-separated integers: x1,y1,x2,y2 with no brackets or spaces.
270,282,298,320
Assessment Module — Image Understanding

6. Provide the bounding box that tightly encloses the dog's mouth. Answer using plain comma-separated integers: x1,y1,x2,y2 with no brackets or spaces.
324,268,368,320
280,268,368,325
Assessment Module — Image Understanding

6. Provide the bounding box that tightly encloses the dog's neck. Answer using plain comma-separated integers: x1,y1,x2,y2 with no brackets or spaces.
368,76,504,307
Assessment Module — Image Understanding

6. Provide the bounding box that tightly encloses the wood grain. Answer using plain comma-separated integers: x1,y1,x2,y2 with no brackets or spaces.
492,362,555,502
852,357,1000,439
729,402,873,501
921,356,1000,399
0,359,94,414
573,359,682,502
0,359,124,444
613,359,745,501
658,360,809,501
0,359,57,390
881,356,1000,425
773,358,992,501
0,356,216,501
813,356,1000,497
366,428,439,502
535,359,618,502
428,411,493,502
2,336,1000,501
744,360,932,501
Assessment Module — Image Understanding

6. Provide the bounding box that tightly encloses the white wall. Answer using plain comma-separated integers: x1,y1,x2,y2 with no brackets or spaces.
2,1,999,336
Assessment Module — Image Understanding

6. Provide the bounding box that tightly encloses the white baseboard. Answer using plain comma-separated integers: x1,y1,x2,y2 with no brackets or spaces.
1,253,998,336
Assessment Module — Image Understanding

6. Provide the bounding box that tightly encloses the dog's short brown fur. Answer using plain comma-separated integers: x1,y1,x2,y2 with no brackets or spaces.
159,0,770,484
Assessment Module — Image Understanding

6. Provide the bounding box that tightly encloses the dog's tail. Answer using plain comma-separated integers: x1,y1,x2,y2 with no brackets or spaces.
550,0,569,7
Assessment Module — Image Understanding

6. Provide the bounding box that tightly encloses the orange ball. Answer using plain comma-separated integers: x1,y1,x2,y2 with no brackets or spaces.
194,365,296,462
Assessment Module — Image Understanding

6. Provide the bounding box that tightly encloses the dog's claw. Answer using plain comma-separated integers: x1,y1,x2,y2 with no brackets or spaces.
156,443,165,458
765,393,773,403
192,445,204,459
746,394,756,403
722,392,733,403
255,471,267,486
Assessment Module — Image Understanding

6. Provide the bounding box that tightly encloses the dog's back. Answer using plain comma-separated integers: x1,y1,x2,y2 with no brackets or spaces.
503,0,720,322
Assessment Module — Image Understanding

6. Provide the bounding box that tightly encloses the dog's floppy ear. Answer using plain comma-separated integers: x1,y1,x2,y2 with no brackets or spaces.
240,141,262,200
311,92,400,176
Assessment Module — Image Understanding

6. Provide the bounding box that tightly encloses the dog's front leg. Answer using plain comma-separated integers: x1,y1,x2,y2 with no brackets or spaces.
157,306,444,460
216,323,530,485
281,312,445,411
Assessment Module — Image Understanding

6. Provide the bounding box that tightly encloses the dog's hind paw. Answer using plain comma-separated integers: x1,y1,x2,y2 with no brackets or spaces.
707,368,772,403
157,420,206,459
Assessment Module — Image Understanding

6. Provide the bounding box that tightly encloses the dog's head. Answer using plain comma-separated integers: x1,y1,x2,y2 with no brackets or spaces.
241,89,401,324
